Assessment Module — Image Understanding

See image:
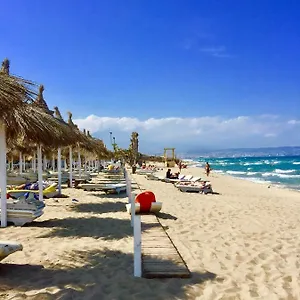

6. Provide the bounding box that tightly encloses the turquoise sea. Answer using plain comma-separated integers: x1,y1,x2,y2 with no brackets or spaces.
194,156,300,190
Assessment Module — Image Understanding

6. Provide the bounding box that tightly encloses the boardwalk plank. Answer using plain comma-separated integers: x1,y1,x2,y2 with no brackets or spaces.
141,214,191,278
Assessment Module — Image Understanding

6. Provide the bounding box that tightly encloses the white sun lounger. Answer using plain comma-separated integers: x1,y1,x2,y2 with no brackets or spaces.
163,174,195,183
0,241,23,262
177,182,213,194
80,183,127,194
125,202,162,214
146,174,164,181
173,176,202,185
136,169,155,175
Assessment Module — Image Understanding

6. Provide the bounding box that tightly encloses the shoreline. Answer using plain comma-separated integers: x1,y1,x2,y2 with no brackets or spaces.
181,159,300,192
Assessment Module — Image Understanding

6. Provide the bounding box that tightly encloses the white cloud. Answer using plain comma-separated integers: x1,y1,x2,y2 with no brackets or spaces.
74,114,300,153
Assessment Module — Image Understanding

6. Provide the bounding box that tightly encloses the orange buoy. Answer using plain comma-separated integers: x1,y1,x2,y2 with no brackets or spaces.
135,191,156,212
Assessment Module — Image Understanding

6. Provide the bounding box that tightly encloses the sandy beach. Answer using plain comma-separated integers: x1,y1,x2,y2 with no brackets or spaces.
1,167,300,299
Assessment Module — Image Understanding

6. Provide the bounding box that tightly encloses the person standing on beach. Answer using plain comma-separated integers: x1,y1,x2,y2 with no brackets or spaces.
178,160,182,172
205,162,211,176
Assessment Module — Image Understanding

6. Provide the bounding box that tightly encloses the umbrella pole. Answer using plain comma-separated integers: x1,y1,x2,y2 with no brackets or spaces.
33,152,36,173
0,123,7,227
43,155,47,171
78,147,82,179
52,155,55,172
58,148,62,195
37,145,43,202
84,155,87,174
11,156,13,172
64,158,67,171
69,146,73,188
23,155,26,171
19,152,22,174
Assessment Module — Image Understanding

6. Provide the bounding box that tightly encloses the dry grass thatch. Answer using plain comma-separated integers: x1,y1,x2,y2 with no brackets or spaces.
0,58,38,118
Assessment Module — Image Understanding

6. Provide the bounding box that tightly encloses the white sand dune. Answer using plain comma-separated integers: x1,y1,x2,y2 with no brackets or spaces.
0,167,300,299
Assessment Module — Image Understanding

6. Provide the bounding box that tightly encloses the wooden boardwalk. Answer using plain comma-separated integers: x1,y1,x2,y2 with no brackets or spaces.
141,214,191,278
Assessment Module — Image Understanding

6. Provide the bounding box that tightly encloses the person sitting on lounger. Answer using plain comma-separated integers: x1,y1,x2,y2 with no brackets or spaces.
166,169,179,179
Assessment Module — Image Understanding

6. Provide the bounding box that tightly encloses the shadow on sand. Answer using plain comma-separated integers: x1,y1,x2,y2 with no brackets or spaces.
29,216,132,240
0,249,217,300
89,192,128,199
156,212,178,221
72,201,126,214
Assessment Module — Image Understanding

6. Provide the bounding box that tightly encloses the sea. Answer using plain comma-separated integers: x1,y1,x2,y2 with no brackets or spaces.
183,147,300,191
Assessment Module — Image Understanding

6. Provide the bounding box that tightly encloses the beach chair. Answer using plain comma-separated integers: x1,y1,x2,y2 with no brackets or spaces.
80,183,127,194
176,181,213,194
173,176,201,186
163,174,193,183
0,241,23,262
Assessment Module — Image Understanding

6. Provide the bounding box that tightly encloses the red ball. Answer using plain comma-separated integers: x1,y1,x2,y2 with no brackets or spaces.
135,191,156,212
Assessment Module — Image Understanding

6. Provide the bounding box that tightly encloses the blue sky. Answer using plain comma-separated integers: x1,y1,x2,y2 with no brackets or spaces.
1,0,300,152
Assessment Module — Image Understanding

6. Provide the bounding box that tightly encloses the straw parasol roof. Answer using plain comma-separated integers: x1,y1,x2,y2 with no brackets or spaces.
0,58,65,146
36,85,54,115
54,106,88,146
27,85,79,147
67,111,97,152
0,58,37,117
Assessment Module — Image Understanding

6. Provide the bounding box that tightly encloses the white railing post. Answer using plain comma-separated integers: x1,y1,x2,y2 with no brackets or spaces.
134,214,142,277
124,167,141,277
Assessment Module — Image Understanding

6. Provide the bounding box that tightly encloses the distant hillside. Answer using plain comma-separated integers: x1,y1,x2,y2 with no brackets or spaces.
183,146,300,158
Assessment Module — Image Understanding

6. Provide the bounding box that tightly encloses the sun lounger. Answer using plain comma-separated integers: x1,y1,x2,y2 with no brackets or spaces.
0,241,23,262
7,183,59,199
173,176,201,185
2,194,45,226
177,181,213,194
125,202,162,214
146,174,164,181
162,174,195,183
80,183,127,194
136,169,155,175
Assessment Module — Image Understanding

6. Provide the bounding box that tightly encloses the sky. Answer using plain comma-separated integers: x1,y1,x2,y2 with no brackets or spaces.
1,0,300,153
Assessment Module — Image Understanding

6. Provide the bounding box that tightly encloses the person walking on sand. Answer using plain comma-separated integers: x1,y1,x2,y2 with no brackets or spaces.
205,162,211,176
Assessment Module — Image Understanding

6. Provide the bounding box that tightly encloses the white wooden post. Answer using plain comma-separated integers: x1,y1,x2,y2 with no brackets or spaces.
0,124,7,227
52,154,55,172
69,146,73,187
78,147,82,179
19,152,22,174
37,145,43,202
23,155,26,171
33,152,36,173
43,155,47,171
134,214,142,277
57,148,62,195
84,155,87,174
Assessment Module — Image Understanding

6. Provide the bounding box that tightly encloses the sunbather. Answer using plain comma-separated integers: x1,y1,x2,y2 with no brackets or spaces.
166,169,179,179
12,181,50,191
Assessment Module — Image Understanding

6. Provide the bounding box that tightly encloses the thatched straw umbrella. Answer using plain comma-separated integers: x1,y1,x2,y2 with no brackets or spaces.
31,86,79,195
67,111,96,180
1,60,80,227
0,59,41,227
53,106,88,191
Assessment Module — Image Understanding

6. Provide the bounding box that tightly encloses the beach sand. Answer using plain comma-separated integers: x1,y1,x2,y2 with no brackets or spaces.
1,168,300,299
